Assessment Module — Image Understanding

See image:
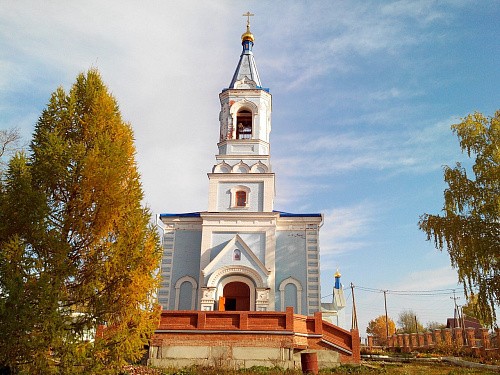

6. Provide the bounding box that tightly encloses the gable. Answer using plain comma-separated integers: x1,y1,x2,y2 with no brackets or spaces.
202,234,270,279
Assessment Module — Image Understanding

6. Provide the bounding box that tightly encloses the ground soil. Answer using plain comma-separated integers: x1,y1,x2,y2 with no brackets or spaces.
124,362,500,375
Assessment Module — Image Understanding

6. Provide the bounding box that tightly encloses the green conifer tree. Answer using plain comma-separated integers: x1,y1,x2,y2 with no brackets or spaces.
0,70,161,374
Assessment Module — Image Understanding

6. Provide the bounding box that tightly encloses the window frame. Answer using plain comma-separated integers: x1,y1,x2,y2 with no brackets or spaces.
235,190,247,207
230,185,251,209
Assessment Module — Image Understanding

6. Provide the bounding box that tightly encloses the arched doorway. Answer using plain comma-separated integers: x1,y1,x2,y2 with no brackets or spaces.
208,266,266,311
223,281,250,311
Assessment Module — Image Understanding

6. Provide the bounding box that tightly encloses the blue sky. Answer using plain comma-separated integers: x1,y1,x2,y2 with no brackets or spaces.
1,1,499,335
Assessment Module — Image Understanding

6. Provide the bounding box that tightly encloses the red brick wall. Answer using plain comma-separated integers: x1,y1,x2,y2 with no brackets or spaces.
152,309,359,364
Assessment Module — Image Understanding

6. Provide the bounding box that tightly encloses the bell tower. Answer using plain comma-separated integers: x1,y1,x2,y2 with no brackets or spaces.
159,14,323,316
208,13,274,213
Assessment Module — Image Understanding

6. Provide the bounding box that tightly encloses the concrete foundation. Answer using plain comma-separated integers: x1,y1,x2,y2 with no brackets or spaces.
149,345,341,369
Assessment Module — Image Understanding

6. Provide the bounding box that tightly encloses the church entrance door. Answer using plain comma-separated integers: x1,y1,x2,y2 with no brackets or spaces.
223,282,250,311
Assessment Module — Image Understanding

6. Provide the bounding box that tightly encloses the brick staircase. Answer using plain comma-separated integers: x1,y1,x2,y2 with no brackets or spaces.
149,307,360,369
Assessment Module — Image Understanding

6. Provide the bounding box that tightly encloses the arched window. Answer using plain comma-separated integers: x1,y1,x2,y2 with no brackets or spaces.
230,185,250,209
279,277,303,313
236,109,252,139
174,276,198,310
284,283,298,312
235,191,246,207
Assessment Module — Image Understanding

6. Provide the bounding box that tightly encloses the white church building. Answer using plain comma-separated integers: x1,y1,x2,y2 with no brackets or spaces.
157,18,344,319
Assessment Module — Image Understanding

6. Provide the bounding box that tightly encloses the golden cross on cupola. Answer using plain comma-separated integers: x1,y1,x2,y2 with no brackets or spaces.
242,11,254,27
240,12,255,44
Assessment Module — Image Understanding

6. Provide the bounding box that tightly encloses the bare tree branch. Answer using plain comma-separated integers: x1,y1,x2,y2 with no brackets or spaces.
0,127,22,158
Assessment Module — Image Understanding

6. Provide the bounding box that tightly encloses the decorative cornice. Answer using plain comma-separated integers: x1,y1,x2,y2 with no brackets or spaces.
207,173,275,180
206,265,267,288
200,211,279,219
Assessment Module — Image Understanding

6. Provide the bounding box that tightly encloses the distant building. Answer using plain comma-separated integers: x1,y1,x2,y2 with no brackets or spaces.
447,316,483,334
321,270,347,329
157,18,324,316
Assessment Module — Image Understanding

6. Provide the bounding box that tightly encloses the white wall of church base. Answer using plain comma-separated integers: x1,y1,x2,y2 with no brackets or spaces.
149,346,300,370
149,345,341,370
199,213,278,310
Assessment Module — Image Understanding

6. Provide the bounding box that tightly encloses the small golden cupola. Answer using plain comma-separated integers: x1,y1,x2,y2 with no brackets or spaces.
241,11,255,42
228,11,262,89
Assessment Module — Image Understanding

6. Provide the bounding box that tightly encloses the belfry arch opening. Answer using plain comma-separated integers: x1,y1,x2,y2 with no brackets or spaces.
236,109,252,139
222,281,250,311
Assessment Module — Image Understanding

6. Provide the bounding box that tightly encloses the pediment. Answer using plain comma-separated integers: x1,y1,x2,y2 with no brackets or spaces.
202,234,270,277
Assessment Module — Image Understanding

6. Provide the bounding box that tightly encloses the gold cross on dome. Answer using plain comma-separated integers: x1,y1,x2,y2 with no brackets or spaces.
242,11,254,27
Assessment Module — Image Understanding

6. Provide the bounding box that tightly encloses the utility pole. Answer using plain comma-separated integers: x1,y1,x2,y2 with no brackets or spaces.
451,290,460,340
451,290,460,326
459,305,467,345
383,290,389,341
350,283,358,330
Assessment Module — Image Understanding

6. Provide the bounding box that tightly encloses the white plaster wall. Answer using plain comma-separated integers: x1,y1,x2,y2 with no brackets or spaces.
217,182,263,211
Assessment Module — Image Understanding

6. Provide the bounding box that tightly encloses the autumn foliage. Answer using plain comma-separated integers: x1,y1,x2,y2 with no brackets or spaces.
366,315,396,345
419,110,499,326
0,70,162,374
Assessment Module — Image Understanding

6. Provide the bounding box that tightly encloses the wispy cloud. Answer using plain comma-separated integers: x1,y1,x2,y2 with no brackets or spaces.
0,1,472,216
393,266,460,291
260,0,466,89
274,117,459,179
0,1,237,214
380,0,469,25
321,203,379,256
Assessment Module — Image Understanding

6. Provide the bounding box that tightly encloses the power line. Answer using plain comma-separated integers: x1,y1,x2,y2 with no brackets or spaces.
321,285,458,299
352,285,458,296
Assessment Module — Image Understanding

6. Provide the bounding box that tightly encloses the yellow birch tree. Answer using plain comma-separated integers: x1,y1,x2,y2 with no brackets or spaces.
419,110,499,326
366,315,396,345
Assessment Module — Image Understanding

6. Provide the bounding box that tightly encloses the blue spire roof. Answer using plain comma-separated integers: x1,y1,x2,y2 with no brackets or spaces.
228,26,262,89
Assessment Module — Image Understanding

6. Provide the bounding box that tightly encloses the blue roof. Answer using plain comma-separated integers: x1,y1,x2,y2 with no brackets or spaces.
229,39,262,89
275,211,322,218
159,212,201,218
159,211,321,218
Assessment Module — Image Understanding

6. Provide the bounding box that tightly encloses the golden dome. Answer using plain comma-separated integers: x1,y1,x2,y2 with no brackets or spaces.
241,25,254,43
334,270,341,278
